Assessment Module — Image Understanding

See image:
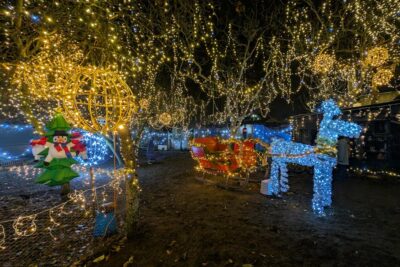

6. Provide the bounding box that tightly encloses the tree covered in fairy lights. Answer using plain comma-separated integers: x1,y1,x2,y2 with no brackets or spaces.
134,0,287,135
268,0,399,109
0,0,197,235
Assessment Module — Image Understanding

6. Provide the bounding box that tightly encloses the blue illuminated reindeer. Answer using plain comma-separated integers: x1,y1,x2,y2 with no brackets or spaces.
269,99,361,215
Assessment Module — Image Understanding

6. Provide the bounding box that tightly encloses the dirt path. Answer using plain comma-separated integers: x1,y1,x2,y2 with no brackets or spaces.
96,152,400,266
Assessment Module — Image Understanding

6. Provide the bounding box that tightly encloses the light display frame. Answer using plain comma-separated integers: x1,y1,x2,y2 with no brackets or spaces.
269,99,362,215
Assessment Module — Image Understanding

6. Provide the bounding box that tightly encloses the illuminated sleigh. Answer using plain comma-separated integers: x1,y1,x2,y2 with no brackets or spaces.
190,137,258,180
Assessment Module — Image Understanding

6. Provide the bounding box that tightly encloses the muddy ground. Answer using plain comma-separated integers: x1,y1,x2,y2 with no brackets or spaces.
95,152,400,267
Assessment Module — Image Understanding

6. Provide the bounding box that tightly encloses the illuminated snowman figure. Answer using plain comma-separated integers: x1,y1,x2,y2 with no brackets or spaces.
268,99,362,215
34,113,87,191
43,131,87,165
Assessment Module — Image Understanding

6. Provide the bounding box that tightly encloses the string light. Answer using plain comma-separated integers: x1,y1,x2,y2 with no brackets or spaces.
75,131,112,166
193,128,230,139
312,53,336,74
139,99,149,110
0,124,32,160
0,0,197,142
0,166,132,250
363,46,390,67
62,66,137,134
372,68,394,87
349,167,400,178
190,137,261,178
12,215,37,237
0,147,31,161
158,112,172,126
0,124,33,132
271,0,399,108
253,125,292,144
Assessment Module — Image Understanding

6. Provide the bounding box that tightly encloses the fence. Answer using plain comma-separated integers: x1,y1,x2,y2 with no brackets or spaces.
0,164,128,266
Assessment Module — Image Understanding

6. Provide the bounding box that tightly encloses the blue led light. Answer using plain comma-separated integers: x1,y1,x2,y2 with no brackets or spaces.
0,147,31,160
193,127,230,139
269,99,362,215
0,124,33,160
30,14,40,23
253,124,292,144
0,123,33,132
75,131,112,166
141,130,170,146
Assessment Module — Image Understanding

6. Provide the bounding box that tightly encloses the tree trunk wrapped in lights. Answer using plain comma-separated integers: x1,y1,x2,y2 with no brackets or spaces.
118,127,142,237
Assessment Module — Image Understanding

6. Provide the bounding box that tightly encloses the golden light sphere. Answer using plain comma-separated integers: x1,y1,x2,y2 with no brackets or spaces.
364,47,389,67
158,112,172,126
372,68,394,88
62,67,137,133
312,53,335,74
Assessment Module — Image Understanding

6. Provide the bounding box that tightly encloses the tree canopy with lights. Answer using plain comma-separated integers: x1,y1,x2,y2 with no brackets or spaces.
269,0,399,109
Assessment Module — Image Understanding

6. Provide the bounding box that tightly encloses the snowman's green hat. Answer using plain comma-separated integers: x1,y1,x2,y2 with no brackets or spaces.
44,112,72,137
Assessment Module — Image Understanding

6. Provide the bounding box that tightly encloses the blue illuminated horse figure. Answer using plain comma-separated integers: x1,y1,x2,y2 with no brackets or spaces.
269,99,361,215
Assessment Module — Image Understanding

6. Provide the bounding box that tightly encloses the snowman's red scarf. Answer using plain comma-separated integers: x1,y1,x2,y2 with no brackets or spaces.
53,142,72,158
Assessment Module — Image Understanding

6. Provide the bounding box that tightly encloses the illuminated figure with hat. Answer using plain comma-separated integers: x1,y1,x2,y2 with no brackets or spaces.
31,112,87,189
